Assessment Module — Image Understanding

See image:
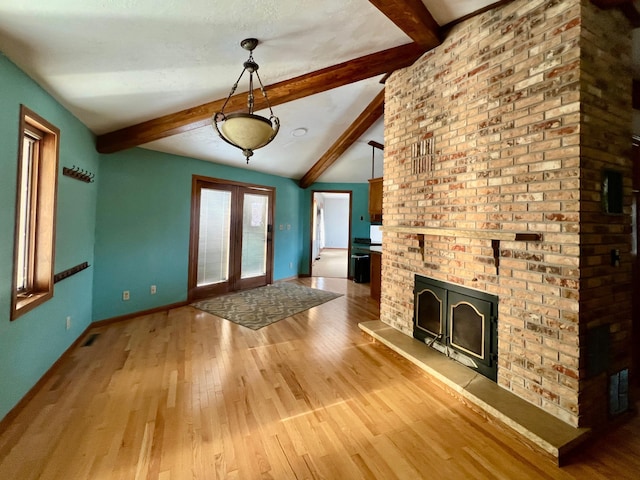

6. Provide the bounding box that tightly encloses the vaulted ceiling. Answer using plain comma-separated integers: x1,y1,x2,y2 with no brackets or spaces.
0,0,637,185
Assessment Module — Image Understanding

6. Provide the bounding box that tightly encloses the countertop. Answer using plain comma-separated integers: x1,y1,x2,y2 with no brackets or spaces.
352,244,382,254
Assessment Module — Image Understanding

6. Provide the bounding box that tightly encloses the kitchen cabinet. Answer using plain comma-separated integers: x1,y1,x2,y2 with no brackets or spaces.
368,177,383,222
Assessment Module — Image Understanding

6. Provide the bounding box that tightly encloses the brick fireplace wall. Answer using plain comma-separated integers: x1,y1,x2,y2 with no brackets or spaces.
381,0,632,427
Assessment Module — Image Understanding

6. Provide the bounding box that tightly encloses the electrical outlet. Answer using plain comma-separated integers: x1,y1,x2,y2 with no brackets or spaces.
289,262,293,269
66,316,71,330
122,290,130,301
150,285,157,294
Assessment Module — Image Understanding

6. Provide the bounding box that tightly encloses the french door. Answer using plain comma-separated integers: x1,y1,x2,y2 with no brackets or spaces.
189,175,274,300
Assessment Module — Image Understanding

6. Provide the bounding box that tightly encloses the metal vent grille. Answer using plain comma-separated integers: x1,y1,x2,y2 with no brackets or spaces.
82,333,100,347
610,369,629,415
412,138,435,174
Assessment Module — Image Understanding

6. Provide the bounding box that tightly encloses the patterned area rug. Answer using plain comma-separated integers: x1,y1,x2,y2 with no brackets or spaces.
191,282,343,330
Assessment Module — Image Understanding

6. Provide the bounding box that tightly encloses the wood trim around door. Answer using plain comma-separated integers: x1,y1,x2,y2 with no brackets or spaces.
188,175,275,301
309,190,353,278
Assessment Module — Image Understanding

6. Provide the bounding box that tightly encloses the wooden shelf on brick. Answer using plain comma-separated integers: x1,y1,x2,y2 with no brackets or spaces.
382,226,541,242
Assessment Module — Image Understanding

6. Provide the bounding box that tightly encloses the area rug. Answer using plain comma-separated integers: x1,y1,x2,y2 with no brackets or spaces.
191,282,343,330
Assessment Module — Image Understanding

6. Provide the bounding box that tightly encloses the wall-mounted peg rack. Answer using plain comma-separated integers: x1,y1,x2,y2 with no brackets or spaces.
54,262,90,283
63,165,95,183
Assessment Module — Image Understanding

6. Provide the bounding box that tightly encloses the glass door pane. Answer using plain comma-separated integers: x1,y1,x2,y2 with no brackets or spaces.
241,193,268,279
197,188,231,286
189,177,274,300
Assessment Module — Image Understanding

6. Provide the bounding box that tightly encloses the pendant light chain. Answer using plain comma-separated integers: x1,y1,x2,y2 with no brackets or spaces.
217,68,247,121
254,69,276,118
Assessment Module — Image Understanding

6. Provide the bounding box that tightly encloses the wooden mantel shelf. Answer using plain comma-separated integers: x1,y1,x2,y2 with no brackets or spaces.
382,225,542,242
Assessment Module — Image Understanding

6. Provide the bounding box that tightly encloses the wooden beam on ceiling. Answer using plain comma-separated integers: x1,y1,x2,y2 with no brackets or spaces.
368,0,441,50
298,89,385,189
96,43,424,154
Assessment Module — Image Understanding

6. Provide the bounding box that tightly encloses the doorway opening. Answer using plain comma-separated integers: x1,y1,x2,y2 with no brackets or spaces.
188,175,274,301
310,191,351,278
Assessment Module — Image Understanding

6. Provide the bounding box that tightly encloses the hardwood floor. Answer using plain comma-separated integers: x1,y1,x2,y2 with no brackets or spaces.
0,278,638,479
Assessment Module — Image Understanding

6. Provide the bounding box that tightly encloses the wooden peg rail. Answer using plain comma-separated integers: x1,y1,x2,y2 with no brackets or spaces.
63,166,95,183
54,262,90,283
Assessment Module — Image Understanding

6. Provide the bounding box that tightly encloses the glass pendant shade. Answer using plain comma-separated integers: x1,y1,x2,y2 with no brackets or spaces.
220,113,277,150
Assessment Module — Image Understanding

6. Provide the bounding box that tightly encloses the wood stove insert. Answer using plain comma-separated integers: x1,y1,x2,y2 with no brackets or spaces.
413,275,498,381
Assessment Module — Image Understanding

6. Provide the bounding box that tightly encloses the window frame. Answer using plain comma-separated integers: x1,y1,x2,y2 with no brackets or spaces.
11,105,60,320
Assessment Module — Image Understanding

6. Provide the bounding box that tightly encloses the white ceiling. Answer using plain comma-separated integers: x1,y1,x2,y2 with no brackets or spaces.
0,0,602,183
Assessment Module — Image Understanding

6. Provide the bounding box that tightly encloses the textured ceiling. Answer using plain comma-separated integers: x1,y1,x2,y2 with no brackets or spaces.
0,1,547,183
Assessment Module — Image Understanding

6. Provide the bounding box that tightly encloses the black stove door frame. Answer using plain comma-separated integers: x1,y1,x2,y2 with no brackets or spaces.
413,275,498,382
413,284,447,343
446,290,498,381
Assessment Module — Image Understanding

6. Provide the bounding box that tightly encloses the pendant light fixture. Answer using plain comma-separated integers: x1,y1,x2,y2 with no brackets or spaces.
368,140,384,178
212,38,280,163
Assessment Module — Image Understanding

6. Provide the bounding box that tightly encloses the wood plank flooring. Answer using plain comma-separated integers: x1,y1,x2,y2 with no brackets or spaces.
0,278,639,479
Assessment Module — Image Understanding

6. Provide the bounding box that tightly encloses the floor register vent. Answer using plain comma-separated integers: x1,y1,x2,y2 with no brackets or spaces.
82,333,100,347
609,368,629,416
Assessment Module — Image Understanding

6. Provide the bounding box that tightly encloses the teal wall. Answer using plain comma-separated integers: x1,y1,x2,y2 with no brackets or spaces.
0,52,371,422
92,149,305,321
0,53,99,420
299,183,371,276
